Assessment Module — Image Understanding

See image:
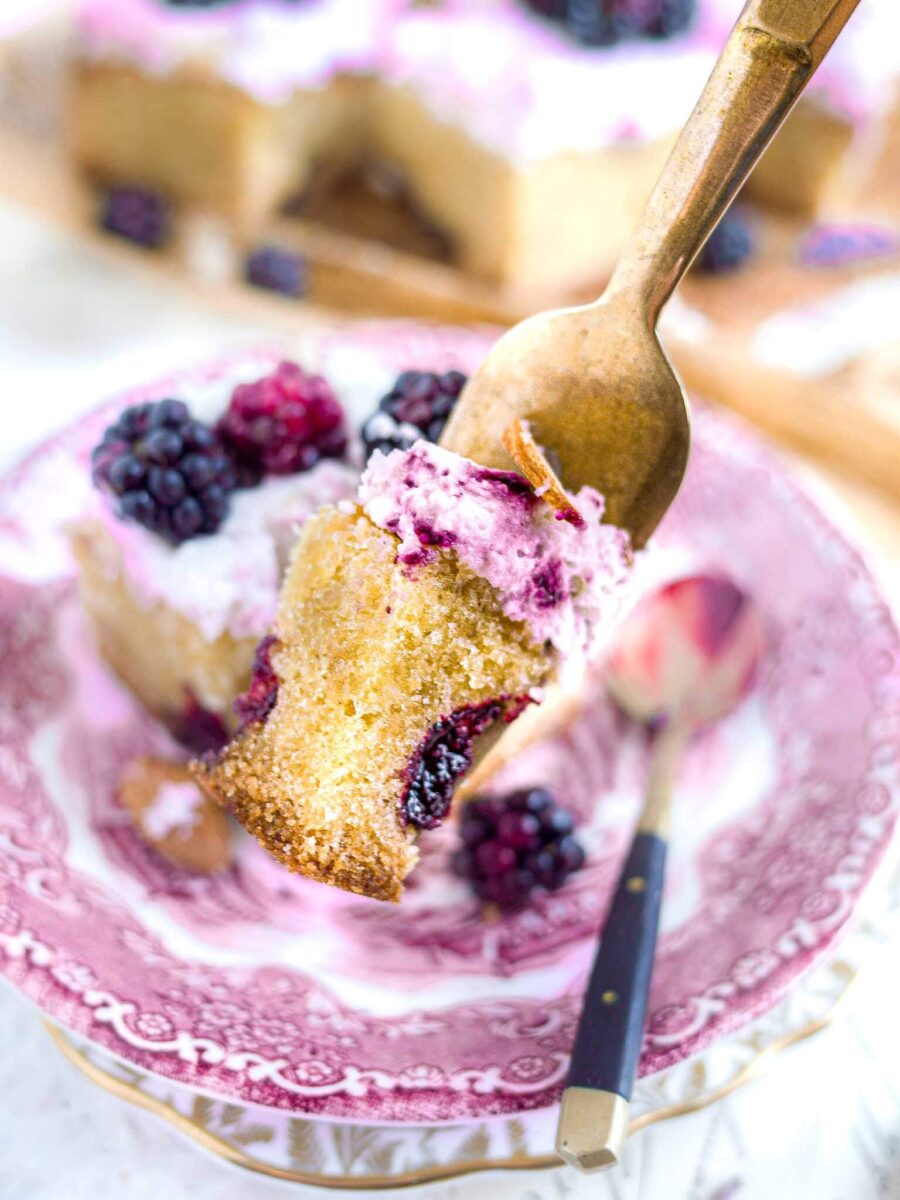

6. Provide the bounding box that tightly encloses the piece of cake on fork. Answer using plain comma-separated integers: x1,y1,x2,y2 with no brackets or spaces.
195,439,632,901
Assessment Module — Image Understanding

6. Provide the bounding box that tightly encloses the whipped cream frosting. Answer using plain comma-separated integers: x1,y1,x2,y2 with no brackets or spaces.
75,0,383,101
75,0,900,159
359,440,632,662
91,351,360,641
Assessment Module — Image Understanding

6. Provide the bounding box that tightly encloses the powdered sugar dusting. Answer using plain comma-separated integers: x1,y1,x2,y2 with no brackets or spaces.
359,441,632,664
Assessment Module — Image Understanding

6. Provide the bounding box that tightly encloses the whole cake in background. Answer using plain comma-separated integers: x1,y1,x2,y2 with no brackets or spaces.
69,0,900,297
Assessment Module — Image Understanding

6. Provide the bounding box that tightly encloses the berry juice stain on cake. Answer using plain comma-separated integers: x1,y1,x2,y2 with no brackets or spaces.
233,635,280,731
402,696,533,830
172,688,229,755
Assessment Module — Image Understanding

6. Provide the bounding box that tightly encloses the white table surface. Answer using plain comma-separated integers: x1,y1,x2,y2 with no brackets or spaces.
1,201,899,1200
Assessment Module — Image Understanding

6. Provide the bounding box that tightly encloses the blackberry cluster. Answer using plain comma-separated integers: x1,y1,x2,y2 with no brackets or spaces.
92,400,238,544
100,187,170,249
453,788,586,910
244,245,308,298
695,208,755,274
524,0,696,46
217,361,347,480
361,369,467,461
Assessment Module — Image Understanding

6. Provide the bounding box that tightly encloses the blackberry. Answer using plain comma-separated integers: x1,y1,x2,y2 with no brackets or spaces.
402,698,514,830
92,399,238,544
643,0,696,37
218,361,347,480
453,787,586,910
695,208,755,274
799,223,900,268
100,187,170,250
566,0,643,45
522,0,568,18
361,369,467,461
234,636,280,731
244,245,307,297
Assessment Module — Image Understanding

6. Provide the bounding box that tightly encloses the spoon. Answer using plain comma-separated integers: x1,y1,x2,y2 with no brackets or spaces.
556,575,765,1171
440,0,860,548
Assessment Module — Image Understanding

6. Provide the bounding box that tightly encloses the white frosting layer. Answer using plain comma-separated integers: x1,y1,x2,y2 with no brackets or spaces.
92,351,360,641
381,1,718,161
750,274,900,378
75,0,383,101
75,0,900,159
142,780,203,840
359,440,632,663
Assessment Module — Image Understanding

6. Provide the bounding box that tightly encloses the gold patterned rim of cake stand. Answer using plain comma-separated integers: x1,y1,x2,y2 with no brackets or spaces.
43,965,855,1191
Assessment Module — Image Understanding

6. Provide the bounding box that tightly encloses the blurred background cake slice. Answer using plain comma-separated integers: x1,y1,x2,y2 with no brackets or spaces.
71,347,358,746
197,439,632,901
664,209,900,499
70,0,377,227
66,0,900,298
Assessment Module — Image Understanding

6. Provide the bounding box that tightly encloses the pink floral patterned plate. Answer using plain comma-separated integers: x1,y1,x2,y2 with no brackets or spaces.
0,322,897,1124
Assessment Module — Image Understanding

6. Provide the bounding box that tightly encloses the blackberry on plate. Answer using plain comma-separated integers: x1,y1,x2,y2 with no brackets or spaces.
218,361,347,480
244,244,307,297
100,186,170,250
453,787,586,910
694,207,755,274
92,399,238,544
361,369,467,461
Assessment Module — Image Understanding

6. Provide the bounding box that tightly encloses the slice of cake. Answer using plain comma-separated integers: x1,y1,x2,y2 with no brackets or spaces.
70,0,376,227
69,0,900,296
71,349,359,746
196,440,632,902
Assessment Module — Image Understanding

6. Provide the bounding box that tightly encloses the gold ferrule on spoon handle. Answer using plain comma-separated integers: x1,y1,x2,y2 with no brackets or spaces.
637,721,689,840
607,0,861,320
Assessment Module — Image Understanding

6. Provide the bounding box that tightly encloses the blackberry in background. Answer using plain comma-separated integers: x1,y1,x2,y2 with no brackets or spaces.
100,187,171,250
361,369,467,461
92,399,238,544
695,208,755,274
244,245,307,298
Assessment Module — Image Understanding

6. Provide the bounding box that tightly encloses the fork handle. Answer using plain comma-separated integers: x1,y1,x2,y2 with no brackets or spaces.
607,0,861,320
